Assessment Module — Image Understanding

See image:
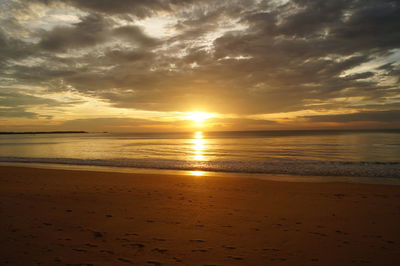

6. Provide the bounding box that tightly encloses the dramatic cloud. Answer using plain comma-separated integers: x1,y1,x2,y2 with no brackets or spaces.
0,0,399,130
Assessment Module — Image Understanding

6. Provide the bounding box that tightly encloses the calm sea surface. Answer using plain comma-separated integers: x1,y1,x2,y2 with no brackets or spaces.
1,130,399,180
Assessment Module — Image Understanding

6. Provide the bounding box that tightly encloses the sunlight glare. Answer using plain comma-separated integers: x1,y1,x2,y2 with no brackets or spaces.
184,112,214,127
191,131,208,161
189,170,205,176
194,131,203,139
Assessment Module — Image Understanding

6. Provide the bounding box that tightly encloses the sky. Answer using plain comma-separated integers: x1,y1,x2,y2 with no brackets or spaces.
0,0,399,132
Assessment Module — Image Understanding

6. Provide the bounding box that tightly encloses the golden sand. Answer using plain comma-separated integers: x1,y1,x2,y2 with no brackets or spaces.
0,166,399,265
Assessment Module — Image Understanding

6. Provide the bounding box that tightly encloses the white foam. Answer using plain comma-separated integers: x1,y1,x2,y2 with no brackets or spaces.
0,156,399,178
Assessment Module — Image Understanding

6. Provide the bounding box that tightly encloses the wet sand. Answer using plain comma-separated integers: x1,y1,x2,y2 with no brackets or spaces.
0,166,399,266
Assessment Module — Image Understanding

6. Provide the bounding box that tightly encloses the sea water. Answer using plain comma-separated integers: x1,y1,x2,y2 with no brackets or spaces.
0,130,399,180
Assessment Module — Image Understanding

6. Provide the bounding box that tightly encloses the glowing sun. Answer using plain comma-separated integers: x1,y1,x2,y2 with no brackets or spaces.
184,112,214,123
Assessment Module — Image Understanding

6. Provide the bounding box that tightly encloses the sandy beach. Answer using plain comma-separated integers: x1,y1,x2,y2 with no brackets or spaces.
1,166,399,266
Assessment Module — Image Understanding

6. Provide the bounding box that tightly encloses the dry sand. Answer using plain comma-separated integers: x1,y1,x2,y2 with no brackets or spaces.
0,166,399,266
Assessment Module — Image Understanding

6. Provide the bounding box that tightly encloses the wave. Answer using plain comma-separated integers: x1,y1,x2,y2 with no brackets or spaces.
0,156,399,178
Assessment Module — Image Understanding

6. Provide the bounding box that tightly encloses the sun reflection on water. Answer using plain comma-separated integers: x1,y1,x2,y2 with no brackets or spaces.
189,170,205,176
191,131,207,161
188,131,207,175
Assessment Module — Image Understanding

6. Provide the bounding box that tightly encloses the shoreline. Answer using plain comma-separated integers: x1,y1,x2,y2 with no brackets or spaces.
1,162,399,185
1,165,400,265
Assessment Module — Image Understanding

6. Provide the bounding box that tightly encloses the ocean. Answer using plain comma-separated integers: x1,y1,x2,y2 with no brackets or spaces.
1,130,399,182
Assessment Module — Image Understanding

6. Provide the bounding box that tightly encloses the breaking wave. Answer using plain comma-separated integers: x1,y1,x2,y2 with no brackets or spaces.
1,156,399,178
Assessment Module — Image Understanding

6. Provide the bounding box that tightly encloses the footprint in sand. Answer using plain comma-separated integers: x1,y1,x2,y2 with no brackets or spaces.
100,250,114,255
334,193,345,198
147,261,162,265
67,263,93,266
352,259,371,263
222,245,236,250
152,248,168,253
263,248,280,252
173,257,182,262
190,239,205,243
227,256,244,260
92,231,104,238
125,233,139,236
72,248,88,253
309,231,327,237
118,258,133,264
152,238,166,241
127,243,145,248
335,230,349,235
192,249,208,252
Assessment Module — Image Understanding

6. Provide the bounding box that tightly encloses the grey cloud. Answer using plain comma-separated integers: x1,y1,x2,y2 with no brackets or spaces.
113,25,159,47
304,110,400,123
1,0,399,118
0,90,60,107
38,14,160,52
0,29,34,62
377,62,400,83
343,72,375,81
67,0,165,16
103,49,155,63
38,13,110,52
0,107,38,118
28,0,196,17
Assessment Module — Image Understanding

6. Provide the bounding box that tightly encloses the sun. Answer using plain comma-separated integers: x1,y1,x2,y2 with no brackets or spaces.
183,112,214,127
184,112,214,123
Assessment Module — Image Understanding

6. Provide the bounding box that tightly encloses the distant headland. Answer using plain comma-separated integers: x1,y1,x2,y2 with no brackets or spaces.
0,131,88,135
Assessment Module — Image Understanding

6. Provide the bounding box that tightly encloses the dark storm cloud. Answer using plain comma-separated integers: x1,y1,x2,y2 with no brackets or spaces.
1,0,400,124
305,110,400,123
